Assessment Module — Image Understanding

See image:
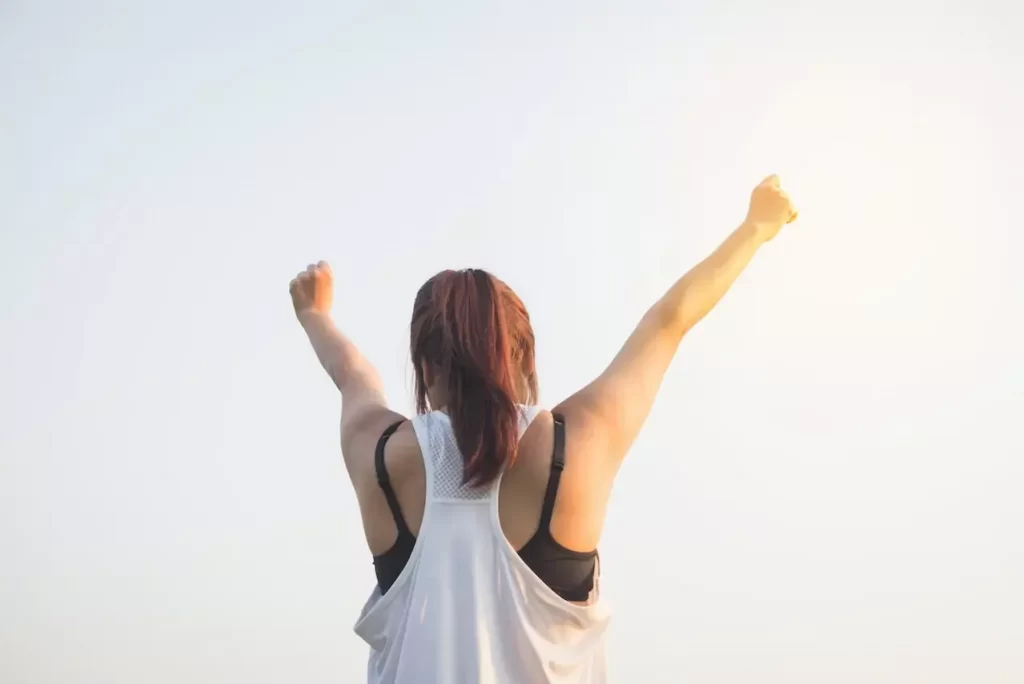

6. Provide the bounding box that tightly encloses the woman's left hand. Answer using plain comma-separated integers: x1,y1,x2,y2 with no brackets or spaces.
289,261,334,320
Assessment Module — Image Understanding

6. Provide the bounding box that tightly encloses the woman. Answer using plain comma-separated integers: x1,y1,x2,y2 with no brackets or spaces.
289,176,798,683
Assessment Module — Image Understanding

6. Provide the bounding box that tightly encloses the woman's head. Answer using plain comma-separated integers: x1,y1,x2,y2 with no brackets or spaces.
410,269,538,487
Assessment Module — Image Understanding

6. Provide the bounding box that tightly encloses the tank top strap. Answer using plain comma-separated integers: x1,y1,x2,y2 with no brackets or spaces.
518,404,542,434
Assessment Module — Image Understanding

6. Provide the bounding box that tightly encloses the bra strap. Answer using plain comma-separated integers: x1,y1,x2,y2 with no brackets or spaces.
536,413,566,530
374,420,412,538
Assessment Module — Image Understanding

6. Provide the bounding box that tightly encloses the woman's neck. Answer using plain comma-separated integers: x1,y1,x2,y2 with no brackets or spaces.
426,383,447,413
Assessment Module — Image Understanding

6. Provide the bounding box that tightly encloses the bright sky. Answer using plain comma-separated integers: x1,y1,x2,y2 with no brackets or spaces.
3,2,1022,682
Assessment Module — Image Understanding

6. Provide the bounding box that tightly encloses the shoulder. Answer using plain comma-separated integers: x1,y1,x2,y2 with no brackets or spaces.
509,408,555,482
341,407,409,490
541,405,615,498
349,412,430,505
519,408,554,452
381,419,421,482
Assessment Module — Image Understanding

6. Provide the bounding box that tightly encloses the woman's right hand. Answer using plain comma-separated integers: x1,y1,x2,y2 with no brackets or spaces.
745,175,799,242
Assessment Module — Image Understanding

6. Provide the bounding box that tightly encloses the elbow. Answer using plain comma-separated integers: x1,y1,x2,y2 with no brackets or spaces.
648,290,697,339
644,301,690,348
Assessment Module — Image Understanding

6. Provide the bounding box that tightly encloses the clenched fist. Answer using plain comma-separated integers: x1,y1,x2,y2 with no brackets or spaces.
746,175,798,242
289,261,333,319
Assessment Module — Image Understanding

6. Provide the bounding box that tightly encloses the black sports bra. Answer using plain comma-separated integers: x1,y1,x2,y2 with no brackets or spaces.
372,413,598,603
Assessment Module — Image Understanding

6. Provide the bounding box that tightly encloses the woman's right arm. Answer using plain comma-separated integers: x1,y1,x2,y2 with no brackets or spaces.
554,175,800,472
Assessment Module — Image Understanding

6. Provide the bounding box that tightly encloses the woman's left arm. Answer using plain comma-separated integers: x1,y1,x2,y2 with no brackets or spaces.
290,262,405,482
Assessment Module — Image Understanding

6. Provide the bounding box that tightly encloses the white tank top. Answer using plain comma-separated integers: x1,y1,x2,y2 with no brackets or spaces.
353,407,611,683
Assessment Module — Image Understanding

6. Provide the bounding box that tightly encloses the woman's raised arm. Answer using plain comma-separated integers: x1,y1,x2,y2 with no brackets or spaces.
290,262,405,485
554,175,800,473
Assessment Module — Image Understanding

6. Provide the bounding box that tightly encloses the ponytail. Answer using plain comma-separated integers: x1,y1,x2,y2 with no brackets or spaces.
411,269,537,486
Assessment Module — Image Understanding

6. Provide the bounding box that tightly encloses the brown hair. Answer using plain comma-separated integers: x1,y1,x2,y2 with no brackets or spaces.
410,269,538,487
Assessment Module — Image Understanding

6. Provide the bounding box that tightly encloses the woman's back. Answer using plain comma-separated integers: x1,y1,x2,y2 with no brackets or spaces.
354,408,610,684
360,407,608,594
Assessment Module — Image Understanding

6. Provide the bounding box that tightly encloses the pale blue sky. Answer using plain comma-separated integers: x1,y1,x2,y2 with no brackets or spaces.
2,2,1022,682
